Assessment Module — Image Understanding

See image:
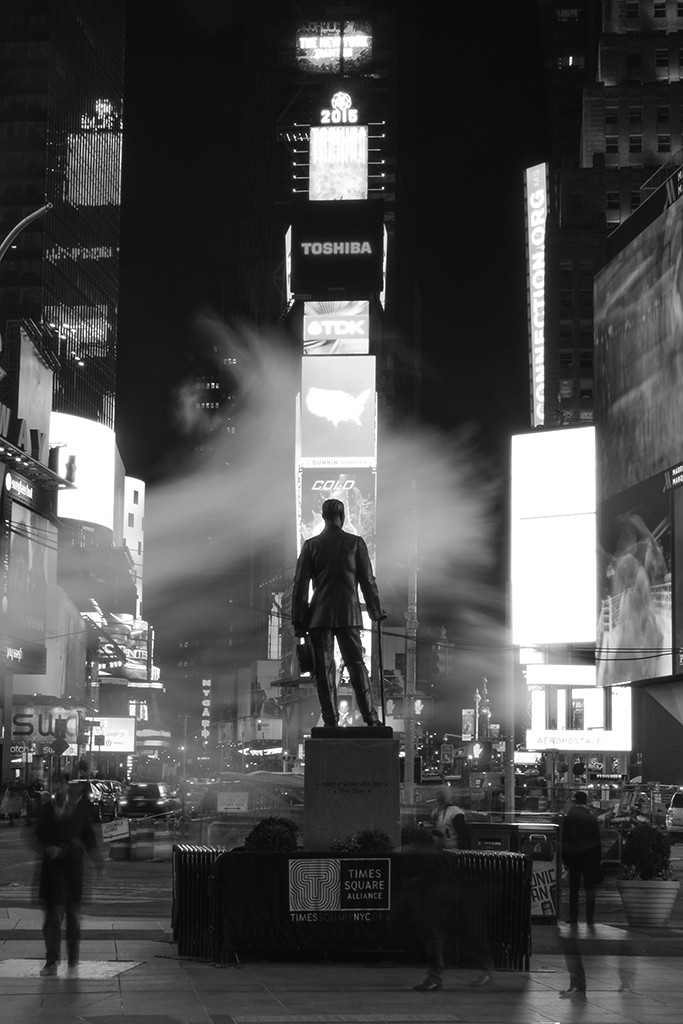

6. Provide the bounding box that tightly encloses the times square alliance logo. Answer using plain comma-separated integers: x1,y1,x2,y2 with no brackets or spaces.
289,858,390,920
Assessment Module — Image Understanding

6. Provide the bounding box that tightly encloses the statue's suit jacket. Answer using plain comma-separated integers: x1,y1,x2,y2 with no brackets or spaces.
292,524,382,631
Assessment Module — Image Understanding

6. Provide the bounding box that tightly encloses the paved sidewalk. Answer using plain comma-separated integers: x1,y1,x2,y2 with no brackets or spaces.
1,906,682,1024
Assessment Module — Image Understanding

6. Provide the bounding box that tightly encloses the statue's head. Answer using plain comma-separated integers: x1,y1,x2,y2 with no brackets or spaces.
321,498,345,525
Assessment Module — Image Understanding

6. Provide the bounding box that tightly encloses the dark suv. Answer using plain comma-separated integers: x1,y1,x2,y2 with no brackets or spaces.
118,783,181,820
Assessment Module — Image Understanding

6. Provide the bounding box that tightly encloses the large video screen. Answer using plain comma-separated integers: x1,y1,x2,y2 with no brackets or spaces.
594,197,683,684
290,200,384,300
300,356,376,463
510,427,596,646
303,300,369,355
298,466,377,561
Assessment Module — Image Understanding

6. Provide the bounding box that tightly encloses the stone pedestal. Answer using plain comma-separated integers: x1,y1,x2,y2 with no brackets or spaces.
303,734,400,851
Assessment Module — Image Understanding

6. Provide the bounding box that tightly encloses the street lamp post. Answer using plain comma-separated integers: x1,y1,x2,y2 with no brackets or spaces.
0,203,52,265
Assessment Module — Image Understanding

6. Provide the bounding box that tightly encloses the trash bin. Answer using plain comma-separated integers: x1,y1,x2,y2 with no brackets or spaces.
468,821,561,923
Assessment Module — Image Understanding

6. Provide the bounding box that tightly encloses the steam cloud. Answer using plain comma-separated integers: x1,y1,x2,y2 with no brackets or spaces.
144,316,506,695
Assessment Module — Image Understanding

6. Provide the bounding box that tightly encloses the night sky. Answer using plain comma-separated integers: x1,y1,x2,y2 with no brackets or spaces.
116,1,550,484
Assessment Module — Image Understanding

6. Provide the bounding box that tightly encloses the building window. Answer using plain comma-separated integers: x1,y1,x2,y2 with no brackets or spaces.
658,133,671,152
127,512,135,527
579,289,592,307
128,701,148,721
578,259,593,275
629,106,641,124
606,190,620,209
137,540,142,555
559,320,574,339
605,105,618,126
559,379,574,399
579,381,593,400
556,53,585,69
559,290,573,309
556,7,580,21
654,2,666,17
629,134,643,153
579,320,593,340
658,104,670,123
655,49,669,69
579,350,593,369
605,135,619,153
626,1,639,18
559,350,574,368
559,259,573,277
631,189,642,209
133,489,139,504
679,1,683,17
627,51,641,76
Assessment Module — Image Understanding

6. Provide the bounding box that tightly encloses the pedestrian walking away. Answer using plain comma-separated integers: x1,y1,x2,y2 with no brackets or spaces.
35,774,104,976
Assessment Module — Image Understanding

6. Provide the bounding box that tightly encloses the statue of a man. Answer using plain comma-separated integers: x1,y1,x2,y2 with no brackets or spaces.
292,498,385,727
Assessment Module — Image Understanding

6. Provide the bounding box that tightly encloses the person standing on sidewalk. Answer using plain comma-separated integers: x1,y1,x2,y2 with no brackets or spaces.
35,775,104,976
561,790,603,926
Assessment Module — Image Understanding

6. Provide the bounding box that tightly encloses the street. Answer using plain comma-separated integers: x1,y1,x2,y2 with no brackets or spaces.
0,821,173,917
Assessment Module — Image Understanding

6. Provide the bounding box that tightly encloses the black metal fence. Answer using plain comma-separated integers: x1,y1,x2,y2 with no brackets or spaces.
172,846,532,970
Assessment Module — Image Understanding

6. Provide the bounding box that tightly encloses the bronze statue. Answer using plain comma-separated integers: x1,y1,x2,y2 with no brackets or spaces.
292,498,385,727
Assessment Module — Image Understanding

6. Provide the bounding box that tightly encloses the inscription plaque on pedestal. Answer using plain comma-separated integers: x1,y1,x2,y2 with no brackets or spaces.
303,737,400,851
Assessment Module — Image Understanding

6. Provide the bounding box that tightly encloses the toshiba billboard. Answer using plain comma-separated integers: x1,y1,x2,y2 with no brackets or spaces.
290,200,384,299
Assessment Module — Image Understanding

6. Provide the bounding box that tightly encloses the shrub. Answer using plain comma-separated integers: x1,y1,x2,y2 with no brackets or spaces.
400,824,435,850
619,824,675,881
243,816,299,852
330,828,394,854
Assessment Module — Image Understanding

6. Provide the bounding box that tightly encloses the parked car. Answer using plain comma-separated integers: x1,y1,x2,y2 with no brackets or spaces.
67,779,106,821
97,779,124,820
118,782,181,820
665,791,683,839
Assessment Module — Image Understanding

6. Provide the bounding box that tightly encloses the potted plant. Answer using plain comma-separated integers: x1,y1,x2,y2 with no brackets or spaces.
616,824,679,926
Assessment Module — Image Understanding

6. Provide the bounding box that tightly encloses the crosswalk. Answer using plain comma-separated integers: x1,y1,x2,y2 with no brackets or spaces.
0,879,171,906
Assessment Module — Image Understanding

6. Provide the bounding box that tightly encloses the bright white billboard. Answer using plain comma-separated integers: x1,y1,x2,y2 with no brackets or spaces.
300,355,376,465
50,412,117,530
511,427,596,645
309,125,368,201
87,715,136,753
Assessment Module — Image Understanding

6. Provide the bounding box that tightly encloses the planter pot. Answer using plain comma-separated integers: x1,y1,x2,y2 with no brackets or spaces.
616,879,680,927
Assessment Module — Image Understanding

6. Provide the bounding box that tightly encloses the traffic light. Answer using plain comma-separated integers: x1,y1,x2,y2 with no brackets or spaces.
436,643,449,676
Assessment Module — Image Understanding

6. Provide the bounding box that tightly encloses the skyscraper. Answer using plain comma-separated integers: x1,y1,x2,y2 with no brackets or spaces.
0,0,125,426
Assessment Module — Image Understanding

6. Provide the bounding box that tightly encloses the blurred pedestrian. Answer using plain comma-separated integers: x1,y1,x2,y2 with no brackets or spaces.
430,785,467,850
561,791,603,925
36,775,104,976
407,848,494,991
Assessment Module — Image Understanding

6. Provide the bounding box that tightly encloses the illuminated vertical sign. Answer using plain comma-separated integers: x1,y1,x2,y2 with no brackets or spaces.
201,678,211,744
525,163,548,428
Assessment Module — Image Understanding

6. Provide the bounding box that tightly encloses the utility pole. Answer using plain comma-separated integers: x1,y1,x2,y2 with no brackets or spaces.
403,481,418,806
505,583,516,818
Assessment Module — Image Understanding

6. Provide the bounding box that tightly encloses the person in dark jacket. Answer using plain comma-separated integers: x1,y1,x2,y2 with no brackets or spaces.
561,790,602,927
36,775,104,976
291,498,385,727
